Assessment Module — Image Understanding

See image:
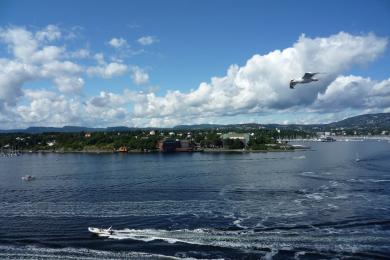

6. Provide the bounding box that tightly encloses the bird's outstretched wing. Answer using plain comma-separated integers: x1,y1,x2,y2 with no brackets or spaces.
302,72,318,79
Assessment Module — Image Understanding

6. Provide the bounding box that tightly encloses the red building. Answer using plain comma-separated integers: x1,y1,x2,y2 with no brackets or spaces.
158,139,194,152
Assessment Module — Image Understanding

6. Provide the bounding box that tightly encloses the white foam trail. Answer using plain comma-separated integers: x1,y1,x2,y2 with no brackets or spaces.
304,193,324,201
106,228,212,246
263,248,279,260
347,178,390,183
298,171,314,177
282,211,304,217
367,179,390,183
294,251,306,260
93,227,390,255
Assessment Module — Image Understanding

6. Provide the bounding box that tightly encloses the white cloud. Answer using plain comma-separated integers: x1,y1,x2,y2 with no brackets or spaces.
0,25,85,98
1,28,389,128
87,52,128,79
7,89,128,128
128,32,388,122
108,37,128,48
35,25,61,42
30,45,64,63
16,89,82,126
88,91,126,108
68,48,90,59
0,59,37,107
130,66,149,85
137,36,157,46
53,76,84,93
0,26,39,62
87,62,128,79
314,76,390,112
83,91,130,125
94,53,105,65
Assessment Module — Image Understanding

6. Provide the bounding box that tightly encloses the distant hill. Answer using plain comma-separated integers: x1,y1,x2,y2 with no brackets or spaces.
0,126,136,134
175,113,390,130
1,112,389,133
328,113,390,128
174,124,225,130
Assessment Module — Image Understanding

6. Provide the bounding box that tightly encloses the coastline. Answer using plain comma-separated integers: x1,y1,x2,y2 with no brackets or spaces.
17,147,300,154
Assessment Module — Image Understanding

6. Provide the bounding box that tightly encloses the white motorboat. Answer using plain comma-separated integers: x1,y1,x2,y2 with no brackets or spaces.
88,227,114,236
22,175,35,181
355,153,361,162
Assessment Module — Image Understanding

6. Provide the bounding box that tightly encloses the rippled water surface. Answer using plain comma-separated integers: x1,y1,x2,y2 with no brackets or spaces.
1,141,389,259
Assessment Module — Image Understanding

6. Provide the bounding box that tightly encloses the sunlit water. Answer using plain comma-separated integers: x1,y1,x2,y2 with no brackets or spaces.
0,140,389,259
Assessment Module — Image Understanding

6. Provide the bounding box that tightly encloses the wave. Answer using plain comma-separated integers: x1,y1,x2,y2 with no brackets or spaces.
0,200,234,218
0,244,182,260
304,193,324,201
292,155,306,160
297,171,332,181
347,178,390,183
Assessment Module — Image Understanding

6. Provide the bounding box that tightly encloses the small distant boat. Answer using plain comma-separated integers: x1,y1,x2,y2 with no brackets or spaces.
291,144,310,149
22,175,35,181
320,136,336,142
88,227,114,236
355,153,361,162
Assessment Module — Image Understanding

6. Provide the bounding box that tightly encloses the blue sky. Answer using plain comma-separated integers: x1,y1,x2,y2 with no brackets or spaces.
0,0,389,128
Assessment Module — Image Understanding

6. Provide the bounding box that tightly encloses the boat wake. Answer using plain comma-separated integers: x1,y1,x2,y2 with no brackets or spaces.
89,226,390,256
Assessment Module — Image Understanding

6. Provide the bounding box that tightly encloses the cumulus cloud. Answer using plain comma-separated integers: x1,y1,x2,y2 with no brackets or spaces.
130,66,149,85
86,96,128,123
16,89,82,126
1,28,389,128
88,91,126,108
87,52,128,78
53,76,84,93
0,26,39,62
67,48,90,59
87,62,128,79
94,53,105,65
0,25,85,99
35,25,61,42
127,32,388,121
108,37,128,48
0,59,36,107
9,89,128,127
137,36,157,46
314,76,390,112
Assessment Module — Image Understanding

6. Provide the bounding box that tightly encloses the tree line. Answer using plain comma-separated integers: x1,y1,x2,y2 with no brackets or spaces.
0,128,313,152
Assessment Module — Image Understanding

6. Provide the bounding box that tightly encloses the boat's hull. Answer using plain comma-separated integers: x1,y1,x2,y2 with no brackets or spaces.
88,227,112,237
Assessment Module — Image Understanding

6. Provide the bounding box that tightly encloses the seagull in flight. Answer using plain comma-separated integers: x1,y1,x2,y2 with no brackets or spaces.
290,72,320,89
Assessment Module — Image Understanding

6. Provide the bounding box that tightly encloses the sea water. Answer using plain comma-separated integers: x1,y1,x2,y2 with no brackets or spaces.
0,140,389,259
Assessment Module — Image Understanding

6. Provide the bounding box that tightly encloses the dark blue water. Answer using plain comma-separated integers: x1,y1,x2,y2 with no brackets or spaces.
1,140,390,259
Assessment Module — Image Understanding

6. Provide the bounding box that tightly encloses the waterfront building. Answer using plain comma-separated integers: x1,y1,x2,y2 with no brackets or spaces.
158,139,194,152
221,132,250,146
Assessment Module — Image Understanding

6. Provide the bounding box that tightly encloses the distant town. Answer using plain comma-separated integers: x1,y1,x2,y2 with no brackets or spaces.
0,128,308,154
0,113,389,154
